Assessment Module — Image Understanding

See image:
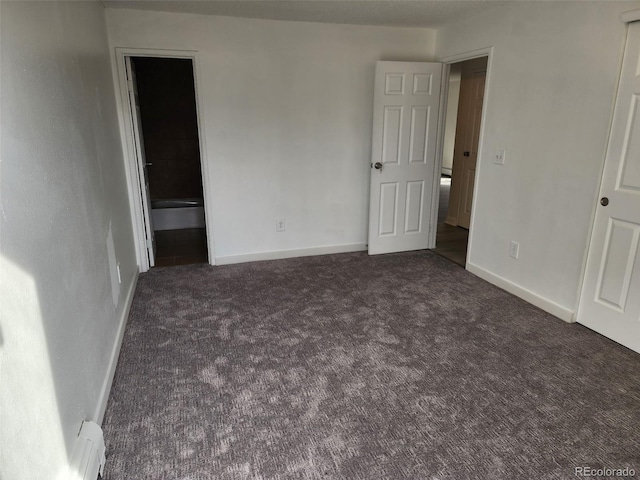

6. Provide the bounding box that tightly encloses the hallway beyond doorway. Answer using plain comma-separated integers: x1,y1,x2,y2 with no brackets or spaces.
434,175,468,267
434,223,468,267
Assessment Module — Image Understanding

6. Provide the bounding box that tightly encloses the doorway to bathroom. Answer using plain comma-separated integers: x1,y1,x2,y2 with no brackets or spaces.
128,56,208,267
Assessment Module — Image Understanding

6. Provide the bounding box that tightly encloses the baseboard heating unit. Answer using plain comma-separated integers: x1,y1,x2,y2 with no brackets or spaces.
66,421,106,480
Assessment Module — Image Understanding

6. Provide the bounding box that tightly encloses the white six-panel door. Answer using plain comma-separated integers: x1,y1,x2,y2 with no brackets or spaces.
577,22,640,353
125,57,156,268
368,62,443,255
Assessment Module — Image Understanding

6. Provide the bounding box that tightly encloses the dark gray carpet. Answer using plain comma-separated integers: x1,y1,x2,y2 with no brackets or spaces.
102,251,640,479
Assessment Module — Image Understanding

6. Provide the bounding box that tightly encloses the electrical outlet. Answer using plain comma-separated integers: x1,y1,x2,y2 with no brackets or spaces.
116,263,122,284
276,219,285,232
495,149,506,165
509,241,520,259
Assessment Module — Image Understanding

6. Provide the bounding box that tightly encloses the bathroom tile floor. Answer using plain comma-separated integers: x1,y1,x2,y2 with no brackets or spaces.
154,228,208,267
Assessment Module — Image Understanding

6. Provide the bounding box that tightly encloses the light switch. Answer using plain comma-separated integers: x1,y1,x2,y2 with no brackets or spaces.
495,149,506,165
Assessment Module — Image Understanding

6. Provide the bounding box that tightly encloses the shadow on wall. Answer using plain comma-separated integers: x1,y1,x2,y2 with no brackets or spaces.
0,2,137,479
0,256,69,477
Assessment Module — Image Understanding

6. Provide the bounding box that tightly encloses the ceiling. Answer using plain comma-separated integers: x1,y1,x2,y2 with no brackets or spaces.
101,0,510,28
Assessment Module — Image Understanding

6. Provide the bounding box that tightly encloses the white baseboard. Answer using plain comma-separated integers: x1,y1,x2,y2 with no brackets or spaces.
466,261,574,323
94,269,139,424
215,243,367,266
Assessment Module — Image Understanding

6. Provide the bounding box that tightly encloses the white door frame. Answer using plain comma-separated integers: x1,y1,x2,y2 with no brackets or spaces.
113,48,215,271
433,47,494,266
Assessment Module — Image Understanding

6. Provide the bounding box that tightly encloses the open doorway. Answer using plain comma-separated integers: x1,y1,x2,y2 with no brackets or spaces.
129,56,208,267
434,56,487,267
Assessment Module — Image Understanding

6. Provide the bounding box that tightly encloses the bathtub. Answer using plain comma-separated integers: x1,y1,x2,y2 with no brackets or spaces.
151,198,206,231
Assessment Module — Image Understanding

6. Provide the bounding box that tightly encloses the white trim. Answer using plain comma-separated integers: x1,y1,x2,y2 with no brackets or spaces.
467,261,574,323
429,63,450,249
94,270,139,424
112,47,215,272
466,49,493,267
190,53,216,265
438,47,493,66
216,243,367,265
125,56,157,269
112,52,149,271
621,9,640,23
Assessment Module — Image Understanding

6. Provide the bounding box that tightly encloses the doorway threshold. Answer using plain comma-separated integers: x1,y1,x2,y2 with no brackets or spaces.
433,223,468,267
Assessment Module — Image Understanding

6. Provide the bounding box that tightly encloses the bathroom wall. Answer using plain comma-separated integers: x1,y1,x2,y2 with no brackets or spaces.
133,57,204,200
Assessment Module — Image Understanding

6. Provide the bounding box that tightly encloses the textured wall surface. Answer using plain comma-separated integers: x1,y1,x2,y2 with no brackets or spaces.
103,0,507,28
0,2,136,479
106,9,436,261
436,1,638,315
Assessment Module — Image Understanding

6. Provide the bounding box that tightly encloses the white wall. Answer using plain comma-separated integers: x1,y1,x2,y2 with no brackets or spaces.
0,2,137,479
436,1,639,319
105,9,436,263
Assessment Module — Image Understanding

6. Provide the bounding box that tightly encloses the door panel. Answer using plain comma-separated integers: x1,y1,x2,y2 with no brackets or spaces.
618,95,640,191
126,57,155,267
405,181,425,234
382,106,403,164
379,182,399,236
577,22,640,353
409,107,429,163
596,219,640,310
368,62,442,255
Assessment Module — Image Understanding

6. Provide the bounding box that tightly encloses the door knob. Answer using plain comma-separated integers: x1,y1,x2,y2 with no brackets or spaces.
600,197,609,206
374,162,383,170
463,151,470,157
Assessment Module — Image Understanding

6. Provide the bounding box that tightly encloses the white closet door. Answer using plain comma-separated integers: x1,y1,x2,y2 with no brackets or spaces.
577,22,640,353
